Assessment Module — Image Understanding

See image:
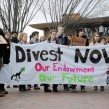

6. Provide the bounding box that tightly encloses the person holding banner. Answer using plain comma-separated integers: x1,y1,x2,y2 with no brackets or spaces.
89,32,104,91
4,32,12,89
38,35,52,92
28,31,41,90
0,28,5,97
56,24,69,91
78,29,89,92
0,48,4,97
18,32,28,91
0,28,9,97
47,29,58,92
72,28,89,92
10,31,19,88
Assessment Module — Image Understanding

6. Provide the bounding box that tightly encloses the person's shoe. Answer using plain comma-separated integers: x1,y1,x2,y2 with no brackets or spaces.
100,86,104,91
22,89,27,91
4,91,8,94
13,85,19,88
0,93,5,97
53,89,58,92
44,89,52,92
19,86,27,91
1,90,8,94
94,86,98,91
7,85,10,88
22,86,27,91
20,88,26,91
72,88,76,92
81,89,86,92
69,85,72,89
19,88,25,91
34,86,40,90
19,88,22,91
27,86,31,90
64,87,69,91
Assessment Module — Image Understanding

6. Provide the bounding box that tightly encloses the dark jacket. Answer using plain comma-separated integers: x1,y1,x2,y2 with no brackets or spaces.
2,39,10,64
56,35,68,45
11,37,19,43
0,28,10,64
0,45,2,59
0,28,5,59
81,35,89,46
0,45,3,69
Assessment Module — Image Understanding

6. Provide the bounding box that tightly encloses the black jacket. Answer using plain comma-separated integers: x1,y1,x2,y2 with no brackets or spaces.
81,35,89,46
1,39,10,64
56,35,68,45
0,45,2,59
11,37,19,43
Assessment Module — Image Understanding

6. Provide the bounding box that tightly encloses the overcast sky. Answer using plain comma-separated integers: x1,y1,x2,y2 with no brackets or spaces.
24,0,109,41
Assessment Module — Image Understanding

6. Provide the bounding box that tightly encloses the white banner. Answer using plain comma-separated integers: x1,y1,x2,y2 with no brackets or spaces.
0,42,109,86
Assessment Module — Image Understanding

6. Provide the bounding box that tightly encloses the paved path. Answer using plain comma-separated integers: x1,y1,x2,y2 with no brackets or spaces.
0,86,109,109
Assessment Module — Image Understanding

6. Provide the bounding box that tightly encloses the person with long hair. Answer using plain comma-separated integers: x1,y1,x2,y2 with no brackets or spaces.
89,32,104,91
47,29,58,92
29,31,39,44
18,32,28,91
40,36,46,42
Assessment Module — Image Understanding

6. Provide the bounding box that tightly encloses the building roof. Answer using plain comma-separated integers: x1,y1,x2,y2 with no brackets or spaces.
29,22,53,30
29,16,109,30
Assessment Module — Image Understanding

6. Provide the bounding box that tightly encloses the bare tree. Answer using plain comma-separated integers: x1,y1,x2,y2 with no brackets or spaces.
40,0,108,35
0,0,45,32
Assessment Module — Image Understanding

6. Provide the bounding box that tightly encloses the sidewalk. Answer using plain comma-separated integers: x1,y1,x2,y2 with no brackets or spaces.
0,86,109,109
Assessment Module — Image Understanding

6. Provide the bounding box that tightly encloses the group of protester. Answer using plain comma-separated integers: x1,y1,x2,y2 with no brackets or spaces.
0,24,109,97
